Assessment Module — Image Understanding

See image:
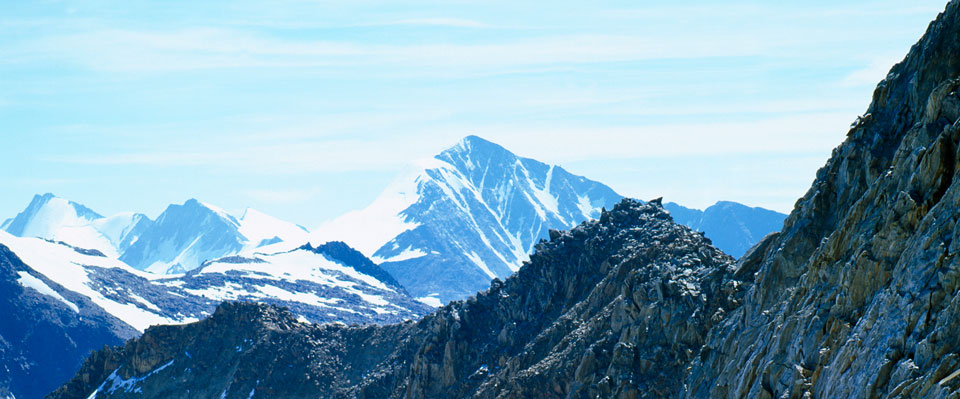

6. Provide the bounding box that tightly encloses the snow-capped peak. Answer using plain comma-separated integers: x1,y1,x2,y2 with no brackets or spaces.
312,135,623,302
1,193,128,257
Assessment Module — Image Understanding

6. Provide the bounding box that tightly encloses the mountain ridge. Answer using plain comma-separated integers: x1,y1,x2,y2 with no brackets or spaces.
51,198,736,399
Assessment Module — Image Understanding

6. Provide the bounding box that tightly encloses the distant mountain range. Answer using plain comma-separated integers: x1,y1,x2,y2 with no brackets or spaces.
1,137,786,306
1,194,311,274
0,136,786,398
313,135,786,302
0,231,431,398
664,201,786,258
52,5,960,397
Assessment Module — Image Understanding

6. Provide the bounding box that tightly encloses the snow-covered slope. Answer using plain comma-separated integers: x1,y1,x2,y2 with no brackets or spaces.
91,212,153,254
237,207,310,252
3,194,316,276
119,199,246,274
313,136,623,302
0,231,430,329
0,232,431,398
183,242,428,324
0,231,200,331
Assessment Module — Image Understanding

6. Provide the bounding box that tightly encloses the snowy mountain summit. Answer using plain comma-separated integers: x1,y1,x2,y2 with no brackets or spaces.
0,193,151,258
314,135,622,302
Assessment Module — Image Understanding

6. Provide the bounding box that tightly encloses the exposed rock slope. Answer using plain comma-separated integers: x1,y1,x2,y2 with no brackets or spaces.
685,2,960,397
52,199,736,399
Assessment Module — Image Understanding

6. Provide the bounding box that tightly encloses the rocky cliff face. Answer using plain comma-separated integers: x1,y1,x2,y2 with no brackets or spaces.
685,2,960,397
52,2,960,398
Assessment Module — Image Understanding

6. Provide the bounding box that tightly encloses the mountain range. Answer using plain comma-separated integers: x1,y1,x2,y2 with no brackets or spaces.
313,135,784,302
0,231,430,398
47,1,960,398
3,139,784,304
664,201,786,258
1,138,785,398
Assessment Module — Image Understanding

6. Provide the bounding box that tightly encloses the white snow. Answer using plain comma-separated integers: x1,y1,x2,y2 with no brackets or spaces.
311,160,438,256
199,201,237,225
577,194,602,220
8,196,123,257
527,164,561,218
17,197,91,239
100,360,174,395
200,249,392,292
0,231,189,331
191,248,404,315
416,295,444,307
128,293,162,312
91,212,144,249
16,271,79,313
372,247,427,263
52,225,119,258
465,251,497,279
238,207,310,251
183,282,248,301
255,284,340,307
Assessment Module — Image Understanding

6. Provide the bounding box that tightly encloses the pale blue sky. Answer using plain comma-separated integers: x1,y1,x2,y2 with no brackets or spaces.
0,1,950,226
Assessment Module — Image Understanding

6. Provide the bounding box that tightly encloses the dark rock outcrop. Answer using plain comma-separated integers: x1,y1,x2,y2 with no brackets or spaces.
304,241,407,292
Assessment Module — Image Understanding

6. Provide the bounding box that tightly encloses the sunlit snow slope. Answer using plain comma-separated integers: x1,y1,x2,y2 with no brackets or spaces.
313,136,622,302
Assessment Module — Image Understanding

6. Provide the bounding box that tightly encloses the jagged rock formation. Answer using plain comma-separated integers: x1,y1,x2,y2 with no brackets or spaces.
51,199,736,399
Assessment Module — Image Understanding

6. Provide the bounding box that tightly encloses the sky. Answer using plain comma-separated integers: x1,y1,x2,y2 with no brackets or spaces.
0,0,951,227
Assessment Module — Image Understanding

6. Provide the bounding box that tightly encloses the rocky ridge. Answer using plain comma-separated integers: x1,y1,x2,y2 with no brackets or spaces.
51,199,736,399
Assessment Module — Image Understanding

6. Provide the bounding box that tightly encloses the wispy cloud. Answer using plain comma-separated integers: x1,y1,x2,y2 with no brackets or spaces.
44,111,851,177
8,28,763,73
386,18,490,28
